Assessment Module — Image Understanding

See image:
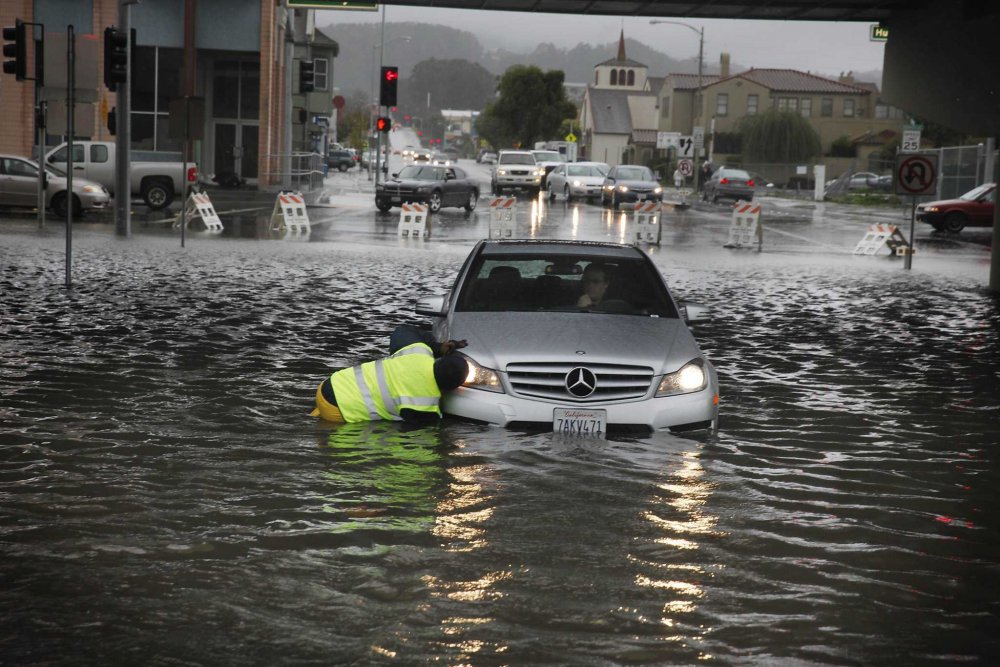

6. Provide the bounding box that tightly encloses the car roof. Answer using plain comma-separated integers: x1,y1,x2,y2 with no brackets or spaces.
478,239,647,260
499,149,533,155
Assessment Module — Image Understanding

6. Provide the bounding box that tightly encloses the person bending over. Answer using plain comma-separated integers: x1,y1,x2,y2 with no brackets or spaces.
311,325,468,425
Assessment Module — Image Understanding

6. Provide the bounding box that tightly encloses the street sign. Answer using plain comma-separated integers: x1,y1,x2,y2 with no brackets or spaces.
656,131,681,149
870,24,889,41
894,154,938,196
901,129,921,152
678,135,694,158
565,132,577,143
692,126,704,150
678,159,693,177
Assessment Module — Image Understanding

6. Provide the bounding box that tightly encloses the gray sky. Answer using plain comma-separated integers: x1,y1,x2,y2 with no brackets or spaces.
318,6,887,78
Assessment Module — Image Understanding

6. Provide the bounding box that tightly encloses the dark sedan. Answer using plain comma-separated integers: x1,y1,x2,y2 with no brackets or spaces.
916,183,995,232
600,165,663,208
703,167,755,203
375,164,480,213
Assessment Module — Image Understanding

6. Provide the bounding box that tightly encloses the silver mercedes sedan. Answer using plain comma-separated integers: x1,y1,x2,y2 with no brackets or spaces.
415,240,719,436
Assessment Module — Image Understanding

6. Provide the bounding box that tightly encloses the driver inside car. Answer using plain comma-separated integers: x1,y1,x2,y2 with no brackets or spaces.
577,262,611,309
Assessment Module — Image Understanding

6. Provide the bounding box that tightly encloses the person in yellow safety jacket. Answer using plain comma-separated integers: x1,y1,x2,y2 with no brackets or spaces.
311,324,469,426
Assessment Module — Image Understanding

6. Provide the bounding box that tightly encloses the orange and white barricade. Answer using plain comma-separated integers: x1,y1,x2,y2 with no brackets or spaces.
398,203,430,238
174,191,223,232
724,200,762,250
488,196,517,239
270,191,311,235
631,201,661,244
853,223,912,256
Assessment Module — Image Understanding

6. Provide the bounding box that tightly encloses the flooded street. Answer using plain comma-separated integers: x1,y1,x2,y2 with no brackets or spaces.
2,193,999,665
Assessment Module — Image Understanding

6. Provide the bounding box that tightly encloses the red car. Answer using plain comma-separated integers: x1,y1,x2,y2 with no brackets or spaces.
916,183,995,232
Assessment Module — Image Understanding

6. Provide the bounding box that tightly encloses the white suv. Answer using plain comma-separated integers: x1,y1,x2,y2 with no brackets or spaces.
491,150,543,196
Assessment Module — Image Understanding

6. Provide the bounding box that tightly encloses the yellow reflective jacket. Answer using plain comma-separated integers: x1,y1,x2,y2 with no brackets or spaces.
330,343,442,422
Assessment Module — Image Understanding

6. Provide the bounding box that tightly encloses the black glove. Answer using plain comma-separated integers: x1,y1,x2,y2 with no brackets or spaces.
439,339,468,356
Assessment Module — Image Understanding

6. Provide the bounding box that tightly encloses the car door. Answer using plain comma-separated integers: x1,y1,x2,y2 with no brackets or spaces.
549,164,565,192
442,167,462,205
0,157,40,207
971,186,996,224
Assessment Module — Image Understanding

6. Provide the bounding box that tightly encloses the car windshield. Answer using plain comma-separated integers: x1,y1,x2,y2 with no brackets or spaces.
960,183,995,200
396,166,446,181
721,169,751,180
567,165,606,177
613,167,653,180
533,151,563,162
500,154,535,165
455,253,677,317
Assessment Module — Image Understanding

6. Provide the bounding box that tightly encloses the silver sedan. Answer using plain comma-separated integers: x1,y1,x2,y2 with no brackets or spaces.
0,154,110,218
546,161,610,202
415,239,719,436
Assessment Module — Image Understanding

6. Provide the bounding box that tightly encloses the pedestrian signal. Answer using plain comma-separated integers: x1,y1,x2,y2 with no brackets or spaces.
299,60,315,93
379,66,398,107
376,116,391,133
2,19,27,81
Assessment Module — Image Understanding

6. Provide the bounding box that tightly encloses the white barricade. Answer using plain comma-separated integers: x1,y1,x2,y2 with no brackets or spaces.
488,196,517,239
398,203,430,238
853,223,912,256
270,191,311,235
724,201,762,249
173,191,223,232
631,201,661,244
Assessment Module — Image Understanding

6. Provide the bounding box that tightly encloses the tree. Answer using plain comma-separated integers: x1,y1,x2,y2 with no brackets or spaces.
399,58,496,113
476,65,577,149
830,135,855,157
738,109,822,163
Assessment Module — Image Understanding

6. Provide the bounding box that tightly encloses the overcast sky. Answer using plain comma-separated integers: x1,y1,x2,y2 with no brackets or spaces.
318,6,887,78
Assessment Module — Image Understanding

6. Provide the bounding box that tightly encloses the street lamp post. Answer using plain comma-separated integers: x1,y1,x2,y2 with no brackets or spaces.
650,19,704,191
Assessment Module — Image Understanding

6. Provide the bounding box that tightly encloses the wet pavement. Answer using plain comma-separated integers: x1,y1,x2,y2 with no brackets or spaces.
2,171,999,665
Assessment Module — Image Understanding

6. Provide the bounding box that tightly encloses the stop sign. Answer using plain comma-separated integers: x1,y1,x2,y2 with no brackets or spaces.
332,95,345,110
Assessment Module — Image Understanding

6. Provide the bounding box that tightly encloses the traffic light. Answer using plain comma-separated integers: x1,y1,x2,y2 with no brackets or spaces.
299,60,315,93
103,26,128,91
2,19,27,81
379,66,398,107
376,116,391,133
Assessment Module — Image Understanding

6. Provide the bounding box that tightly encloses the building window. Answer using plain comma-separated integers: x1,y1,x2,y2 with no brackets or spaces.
875,104,888,119
843,99,855,117
716,93,729,116
595,70,599,86
130,46,184,152
627,70,635,86
821,98,833,117
610,69,617,85
661,96,670,118
314,58,328,91
747,94,758,114
800,98,812,117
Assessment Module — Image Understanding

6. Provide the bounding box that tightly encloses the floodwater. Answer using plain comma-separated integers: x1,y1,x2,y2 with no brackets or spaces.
2,200,999,665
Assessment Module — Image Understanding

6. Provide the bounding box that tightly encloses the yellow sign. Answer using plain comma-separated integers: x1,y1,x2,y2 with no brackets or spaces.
565,132,577,143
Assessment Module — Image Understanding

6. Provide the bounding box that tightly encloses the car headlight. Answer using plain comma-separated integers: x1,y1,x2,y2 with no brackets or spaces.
617,185,629,193
572,180,582,187
497,169,507,176
655,360,707,397
535,168,545,176
653,186,663,194
82,185,102,193
926,206,939,212
461,355,504,393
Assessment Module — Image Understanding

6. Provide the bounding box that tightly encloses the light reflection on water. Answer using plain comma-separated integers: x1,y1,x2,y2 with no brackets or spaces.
1,224,999,665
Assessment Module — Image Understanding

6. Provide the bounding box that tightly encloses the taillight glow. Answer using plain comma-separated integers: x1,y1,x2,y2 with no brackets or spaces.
187,167,197,182
720,177,729,184
747,179,754,186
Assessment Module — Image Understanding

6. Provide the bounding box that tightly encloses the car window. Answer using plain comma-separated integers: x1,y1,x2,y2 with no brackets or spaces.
500,153,535,165
2,158,38,178
49,144,85,163
568,165,603,177
960,184,995,200
532,151,562,162
613,166,653,180
456,253,677,317
721,169,751,179
90,144,109,163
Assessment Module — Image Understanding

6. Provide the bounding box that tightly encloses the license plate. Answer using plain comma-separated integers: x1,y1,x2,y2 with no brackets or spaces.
553,408,606,437
637,194,646,201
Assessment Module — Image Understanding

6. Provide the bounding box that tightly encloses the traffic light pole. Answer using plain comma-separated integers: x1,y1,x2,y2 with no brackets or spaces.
115,2,132,238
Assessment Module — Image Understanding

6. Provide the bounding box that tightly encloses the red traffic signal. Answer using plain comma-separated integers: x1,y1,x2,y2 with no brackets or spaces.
376,116,391,133
379,66,398,106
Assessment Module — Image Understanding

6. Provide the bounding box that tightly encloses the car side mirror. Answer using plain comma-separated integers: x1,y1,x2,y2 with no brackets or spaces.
391,172,398,178
678,300,711,325
415,294,448,317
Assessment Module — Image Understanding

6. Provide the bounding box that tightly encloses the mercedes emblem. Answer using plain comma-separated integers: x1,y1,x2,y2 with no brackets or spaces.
565,367,597,398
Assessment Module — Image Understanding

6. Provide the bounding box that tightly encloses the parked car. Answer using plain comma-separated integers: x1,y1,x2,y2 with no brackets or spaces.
413,239,719,434
375,164,480,213
546,161,610,201
491,150,543,195
600,165,663,208
0,154,110,218
46,141,196,210
326,149,356,172
703,167,755,203
916,182,996,232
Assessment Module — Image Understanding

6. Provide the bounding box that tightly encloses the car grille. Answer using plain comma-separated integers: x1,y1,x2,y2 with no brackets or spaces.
507,169,531,175
506,362,654,402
